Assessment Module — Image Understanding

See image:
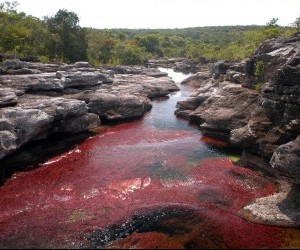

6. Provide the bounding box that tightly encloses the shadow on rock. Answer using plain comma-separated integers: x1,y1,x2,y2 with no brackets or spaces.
278,184,300,226
0,131,95,185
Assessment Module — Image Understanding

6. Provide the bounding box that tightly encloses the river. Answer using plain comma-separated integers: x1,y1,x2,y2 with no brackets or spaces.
0,68,299,248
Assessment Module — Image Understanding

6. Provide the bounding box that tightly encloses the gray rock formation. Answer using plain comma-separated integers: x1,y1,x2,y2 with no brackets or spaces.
175,32,300,228
0,62,178,161
270,136,300,184
181,71,211,87
0,88,18,107
175,32,300,184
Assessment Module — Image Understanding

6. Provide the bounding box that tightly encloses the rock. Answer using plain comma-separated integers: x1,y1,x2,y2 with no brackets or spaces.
225,70,245,83
72,91,148,121
6,68,41,75
270,136,300,184
229,61,246,73
146,57,186,67
239,183,300,227
176,32,300,183
1,107,54,145
0,64,177,161
181,71,211,87
177,80,259,141
27,62,70,73
0,130,17,159
176,96,209,111
211,61,231,79
0,96,101,160
73,61,91,68
172,59,197,73
0,73,64,93
54,113,100,133
3,59,28,70
110,74,179,99
17,96,89,120
0,67,6,74
87,93,145,120
0,118,14,131
0,88,18,107
56,71,108,88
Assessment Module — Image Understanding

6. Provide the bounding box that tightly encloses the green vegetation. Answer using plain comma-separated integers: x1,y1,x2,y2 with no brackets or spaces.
254,82,264,92
0,1,87,63
0,1,298,65
44,9,88,63
254,61,265,80
253,60,265,91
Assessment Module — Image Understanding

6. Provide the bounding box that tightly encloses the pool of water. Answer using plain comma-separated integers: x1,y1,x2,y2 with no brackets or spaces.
0,68,299,249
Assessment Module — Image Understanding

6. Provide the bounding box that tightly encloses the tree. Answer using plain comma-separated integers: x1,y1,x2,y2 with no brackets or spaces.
266,17,279,27
98,37,116,64
0,1,18,13
114,44,146,65
0,1,49,59
262,17,281,39
136,34,163,57
44,9,87,62
294,16,300,31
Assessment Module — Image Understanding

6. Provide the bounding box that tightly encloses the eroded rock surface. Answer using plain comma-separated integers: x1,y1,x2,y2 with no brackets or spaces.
0,61,178,160
175,32,300,227
175,32,300,184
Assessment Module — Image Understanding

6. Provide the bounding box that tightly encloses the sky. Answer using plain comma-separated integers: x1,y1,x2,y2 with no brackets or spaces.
11,0,300,29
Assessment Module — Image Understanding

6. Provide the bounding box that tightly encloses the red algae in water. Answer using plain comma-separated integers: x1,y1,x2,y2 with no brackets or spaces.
200,136,229,148
0,88,297,248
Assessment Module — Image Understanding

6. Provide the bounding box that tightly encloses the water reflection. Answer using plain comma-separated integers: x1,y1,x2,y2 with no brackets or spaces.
157,67,193,84
144,68,198,132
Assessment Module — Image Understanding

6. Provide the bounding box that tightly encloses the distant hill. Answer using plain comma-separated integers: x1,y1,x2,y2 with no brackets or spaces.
98,25,265,44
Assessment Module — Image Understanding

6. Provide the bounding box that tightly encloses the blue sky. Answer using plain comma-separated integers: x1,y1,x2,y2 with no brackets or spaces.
11,0,300,29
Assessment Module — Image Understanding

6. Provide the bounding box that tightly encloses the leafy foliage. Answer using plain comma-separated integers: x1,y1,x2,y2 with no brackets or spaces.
0,2,298,66
44,9,88,62
254,61,265,79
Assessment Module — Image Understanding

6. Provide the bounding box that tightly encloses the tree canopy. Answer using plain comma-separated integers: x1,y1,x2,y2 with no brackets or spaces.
44,9,88,62
0,2,298,65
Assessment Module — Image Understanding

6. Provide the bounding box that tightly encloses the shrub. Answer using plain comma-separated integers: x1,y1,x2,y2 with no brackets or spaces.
254,60,265,80
254,82,263,92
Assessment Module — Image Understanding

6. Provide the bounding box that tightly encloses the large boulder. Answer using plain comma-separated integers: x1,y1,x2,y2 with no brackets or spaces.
176,79,259,141
0,88,18,107
0,73,63,93
181,71,211,87
270,136,300,183
1,107,54,145
56,71,112,88
0,96,101,160
3,59,28,70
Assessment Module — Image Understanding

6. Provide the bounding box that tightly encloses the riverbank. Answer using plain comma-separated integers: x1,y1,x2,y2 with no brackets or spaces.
1,67,300,248
0,61,179,168
175,32,300,228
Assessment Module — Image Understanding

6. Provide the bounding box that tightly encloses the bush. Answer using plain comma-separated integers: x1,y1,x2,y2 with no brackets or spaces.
254,60,265,80
254,82,263,91
114,44,146,65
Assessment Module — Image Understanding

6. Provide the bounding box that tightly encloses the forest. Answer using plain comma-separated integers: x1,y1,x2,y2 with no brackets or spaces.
0,1,299,65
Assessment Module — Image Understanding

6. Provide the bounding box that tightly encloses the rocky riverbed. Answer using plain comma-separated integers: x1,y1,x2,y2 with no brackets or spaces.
1,32,300,240
175,32,300,227
0,61,179,162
